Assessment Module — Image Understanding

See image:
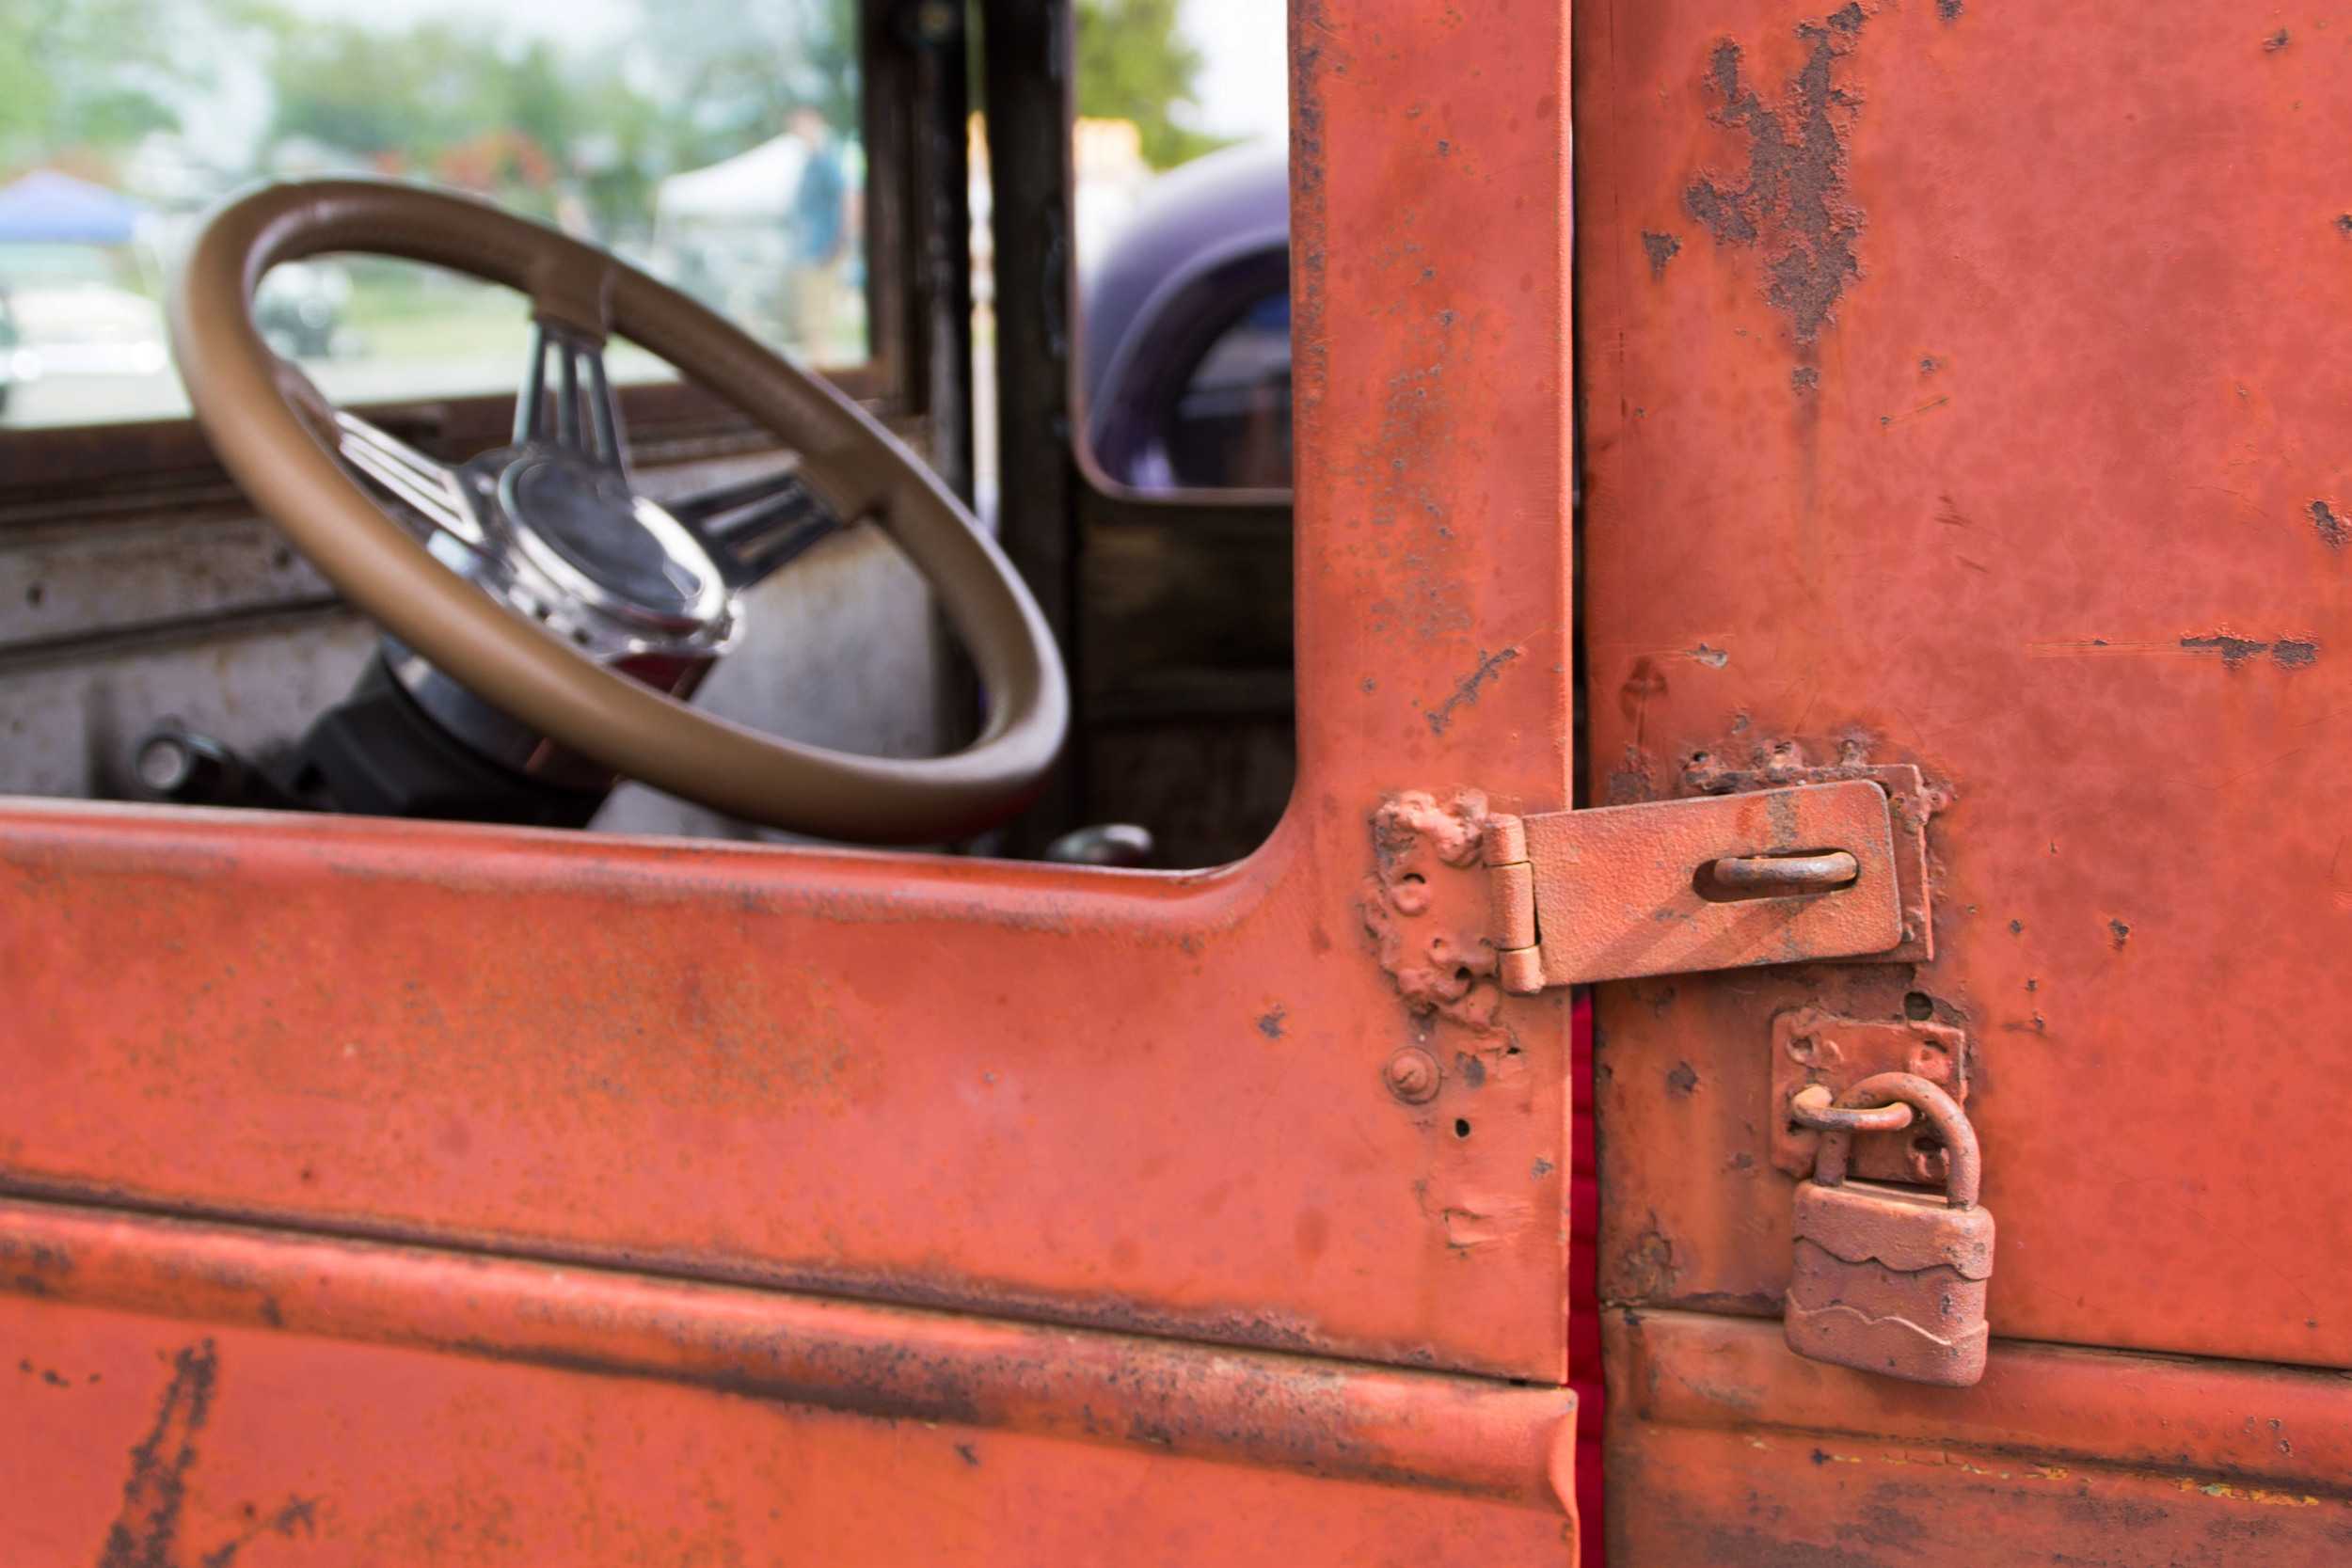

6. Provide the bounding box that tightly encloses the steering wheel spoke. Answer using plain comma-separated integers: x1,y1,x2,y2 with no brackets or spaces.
664,459,850,589
517,322,626,470
332,410,485,552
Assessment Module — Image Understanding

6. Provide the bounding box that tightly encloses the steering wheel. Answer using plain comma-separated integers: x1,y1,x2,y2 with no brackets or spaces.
168,180,1066,844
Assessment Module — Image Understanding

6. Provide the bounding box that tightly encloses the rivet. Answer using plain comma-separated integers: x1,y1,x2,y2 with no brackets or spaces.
1384,1046,1441,1103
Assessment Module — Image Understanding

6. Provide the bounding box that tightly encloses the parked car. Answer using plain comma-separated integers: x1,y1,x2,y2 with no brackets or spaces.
254,259,356,360
1081,140,1290,491
0,241,168,378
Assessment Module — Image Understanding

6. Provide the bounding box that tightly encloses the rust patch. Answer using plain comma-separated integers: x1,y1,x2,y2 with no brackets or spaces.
1287,1,1335,436
2312,501,2346,549
1790,365,1820,394
1701,1527,1892,1568
1423,645,1521,735
2265,27,2291,52
1607,744,1657,804
1608,1217,1680,1304
2109,918,2132,950
99,1340,218,1568
1642,230,1682,277
95,1339,317,1568
1684,8,1867,343
1935,0,1962,20
2182,633,2320,671
1256,1006,1287,1039
1665,1061,1700,1097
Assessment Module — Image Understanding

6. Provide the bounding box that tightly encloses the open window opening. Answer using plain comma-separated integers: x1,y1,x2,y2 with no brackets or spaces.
972,0,1295,870
0,0,1305,870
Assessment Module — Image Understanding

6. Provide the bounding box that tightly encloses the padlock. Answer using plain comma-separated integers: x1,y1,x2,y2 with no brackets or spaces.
1785,1070,1994,1387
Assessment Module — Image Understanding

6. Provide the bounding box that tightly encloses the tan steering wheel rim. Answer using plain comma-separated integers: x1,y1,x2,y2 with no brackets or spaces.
168,179,1067,844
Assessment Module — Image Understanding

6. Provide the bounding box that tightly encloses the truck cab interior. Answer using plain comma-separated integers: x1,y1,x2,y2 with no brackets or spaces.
0,3,1293,868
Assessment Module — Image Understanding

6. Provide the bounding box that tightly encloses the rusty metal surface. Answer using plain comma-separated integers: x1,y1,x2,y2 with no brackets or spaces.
0,798,1569,1381
0,1296,1572,1568
1581,0,2352,1383
0,0,1581,1413
0,1194,1578,1507
1364,788,1508,1022
1772,1007,1966,1184
1610,1309,2352,1566
1519,782,1901,985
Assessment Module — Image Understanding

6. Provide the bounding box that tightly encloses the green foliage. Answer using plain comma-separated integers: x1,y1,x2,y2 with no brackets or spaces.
0,0,192,170
241,6,683,237
217,0,858,235
1076,0,1228,168
631,0,861,163
971,0,1235,171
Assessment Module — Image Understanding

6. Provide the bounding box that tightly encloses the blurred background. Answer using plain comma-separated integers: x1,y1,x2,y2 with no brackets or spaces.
0,0,1283,436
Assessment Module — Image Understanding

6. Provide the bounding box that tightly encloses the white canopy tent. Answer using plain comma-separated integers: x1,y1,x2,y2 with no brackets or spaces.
656,135,808,229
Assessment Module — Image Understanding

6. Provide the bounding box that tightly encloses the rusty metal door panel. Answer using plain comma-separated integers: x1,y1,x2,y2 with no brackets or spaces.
0,8,1577,1517
0,1210,1573,1562
0,799,1575,1381
1608,1312,2352,1565
1580,0,2352,1364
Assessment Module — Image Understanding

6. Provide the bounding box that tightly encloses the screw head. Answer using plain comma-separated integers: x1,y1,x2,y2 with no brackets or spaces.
1384,1046,1441,1103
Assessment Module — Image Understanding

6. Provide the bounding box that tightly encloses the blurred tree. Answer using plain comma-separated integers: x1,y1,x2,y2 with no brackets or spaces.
631,0,860,162
0,0,191,171
1076,0,1226,168
250,11,669,237
264,19,471,163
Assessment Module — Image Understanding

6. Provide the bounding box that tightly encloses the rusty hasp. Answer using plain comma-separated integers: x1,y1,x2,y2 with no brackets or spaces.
1772,1006,1969,1185
1489,781,1905,990
1682,745,1941,963
1785,1073,1994,1388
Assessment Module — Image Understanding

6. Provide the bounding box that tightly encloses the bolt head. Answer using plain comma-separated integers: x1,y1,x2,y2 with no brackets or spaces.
1384,1046,1441,1103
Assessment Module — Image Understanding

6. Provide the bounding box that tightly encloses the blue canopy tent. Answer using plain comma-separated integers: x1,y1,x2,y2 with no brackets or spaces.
0,171,144,245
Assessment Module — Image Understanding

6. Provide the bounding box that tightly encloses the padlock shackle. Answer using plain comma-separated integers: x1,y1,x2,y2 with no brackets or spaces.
1812,1071,1980,1209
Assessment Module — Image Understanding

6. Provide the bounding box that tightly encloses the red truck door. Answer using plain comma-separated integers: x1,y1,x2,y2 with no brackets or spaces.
1580,3,2352,1561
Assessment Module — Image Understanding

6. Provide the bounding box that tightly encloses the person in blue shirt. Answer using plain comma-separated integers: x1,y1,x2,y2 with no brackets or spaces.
787,106,850,357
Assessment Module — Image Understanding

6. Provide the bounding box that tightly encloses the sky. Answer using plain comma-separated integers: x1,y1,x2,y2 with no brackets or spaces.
1181,0,1290,143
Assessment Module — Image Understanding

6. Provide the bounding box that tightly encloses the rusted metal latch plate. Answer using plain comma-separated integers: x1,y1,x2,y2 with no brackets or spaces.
1772,1007,1968,1186
1487,782,1904,990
